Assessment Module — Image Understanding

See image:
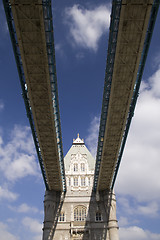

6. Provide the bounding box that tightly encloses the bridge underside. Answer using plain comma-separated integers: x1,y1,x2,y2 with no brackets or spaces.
96,0,154,191
9,0,64,191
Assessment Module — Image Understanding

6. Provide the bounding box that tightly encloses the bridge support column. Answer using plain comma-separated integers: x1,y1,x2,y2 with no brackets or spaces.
108,191,119,240
42,190,61,240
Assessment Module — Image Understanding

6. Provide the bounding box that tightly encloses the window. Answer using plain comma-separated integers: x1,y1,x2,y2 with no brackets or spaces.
74,163,78,172
74,206,86,221
59,212,65,221
68,178,71,186
95,212,102,222
81,163,85,172
74,177,78,186
81,177,86,186
88,177,90,186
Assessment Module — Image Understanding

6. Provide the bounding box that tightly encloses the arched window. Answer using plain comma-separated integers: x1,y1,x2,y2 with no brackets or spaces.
74,206,86,221
81,163,85,172
73,163,78,172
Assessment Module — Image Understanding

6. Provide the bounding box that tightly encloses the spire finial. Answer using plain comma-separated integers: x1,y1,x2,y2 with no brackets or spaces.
72,134,84,144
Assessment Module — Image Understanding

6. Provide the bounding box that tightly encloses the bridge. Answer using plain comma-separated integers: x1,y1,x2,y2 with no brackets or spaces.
3,0,160,239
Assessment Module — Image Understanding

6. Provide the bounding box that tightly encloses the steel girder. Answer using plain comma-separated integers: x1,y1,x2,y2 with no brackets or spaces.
94,0,160,192
3,0,66,192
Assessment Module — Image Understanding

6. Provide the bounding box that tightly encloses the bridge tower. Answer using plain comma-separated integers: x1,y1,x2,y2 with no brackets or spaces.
43,135,119,240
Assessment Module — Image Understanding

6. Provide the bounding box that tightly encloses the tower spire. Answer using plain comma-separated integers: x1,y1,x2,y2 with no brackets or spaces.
72,134,84,144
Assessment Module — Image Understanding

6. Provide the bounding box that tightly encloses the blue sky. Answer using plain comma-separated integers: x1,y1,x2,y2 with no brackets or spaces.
0,1,160,239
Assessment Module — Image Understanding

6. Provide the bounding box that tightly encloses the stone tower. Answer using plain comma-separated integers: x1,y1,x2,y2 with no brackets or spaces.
43,135,119,240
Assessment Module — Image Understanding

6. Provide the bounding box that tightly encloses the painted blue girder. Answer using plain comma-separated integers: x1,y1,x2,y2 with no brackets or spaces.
3,0,66,192
94,0,122,191
94,0,160,192
111,0,160,190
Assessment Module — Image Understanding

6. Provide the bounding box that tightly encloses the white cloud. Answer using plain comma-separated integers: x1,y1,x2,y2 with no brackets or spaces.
119,226,160,240
85,59,160,236
118,216,129,227
9,203,38,213
118,197,159,218
22,217,42,234
116,66,160,203
0,222,19,240
137,201,159,217
64,4,110,51
86,116,100,158
4,154,38,181
0,100,4,111
55,43,64,57
33,235,42,240
0,186,18,201
0,125,40,182
152,52,160,69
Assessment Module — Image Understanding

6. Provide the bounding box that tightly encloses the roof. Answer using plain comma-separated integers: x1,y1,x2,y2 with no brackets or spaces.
64,135,95,172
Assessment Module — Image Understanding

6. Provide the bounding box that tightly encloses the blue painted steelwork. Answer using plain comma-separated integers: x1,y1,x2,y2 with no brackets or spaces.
94,0,160,192
93,0,122,191
42,0,66,192
111,0,160,190
3,0,66,192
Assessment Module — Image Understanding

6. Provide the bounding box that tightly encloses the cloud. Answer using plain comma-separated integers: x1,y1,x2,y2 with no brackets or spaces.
64,4,110,51
119,226,160,240
118,216,129,227
118,197,159,218
86,116,100,158
22,217,42,234
0,186,18,201
0,125,40,182
33,235,43,240
137,202,159,217
76,52,85,60
0,100,4,111
0,222,19,240
85,57,160,236
9,203,39,213
116,66,160,203
4,154,38,181
0,5,8,38
55,43,64,57
152,52,160,70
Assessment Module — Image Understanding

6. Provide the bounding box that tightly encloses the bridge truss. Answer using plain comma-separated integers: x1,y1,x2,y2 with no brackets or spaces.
3,0,66,192
94,0,160,192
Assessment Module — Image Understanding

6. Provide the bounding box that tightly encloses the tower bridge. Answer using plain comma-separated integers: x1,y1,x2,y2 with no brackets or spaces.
2,0,160,239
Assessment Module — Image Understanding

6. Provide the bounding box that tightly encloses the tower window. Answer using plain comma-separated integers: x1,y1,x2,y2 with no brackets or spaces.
59,212,65,222
74,177,78,186
68,178,71,186
73,163,78,172
74,206,86,221
95,212,102,222
88,177,90,186
81,177,86,186
81,163,85,172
